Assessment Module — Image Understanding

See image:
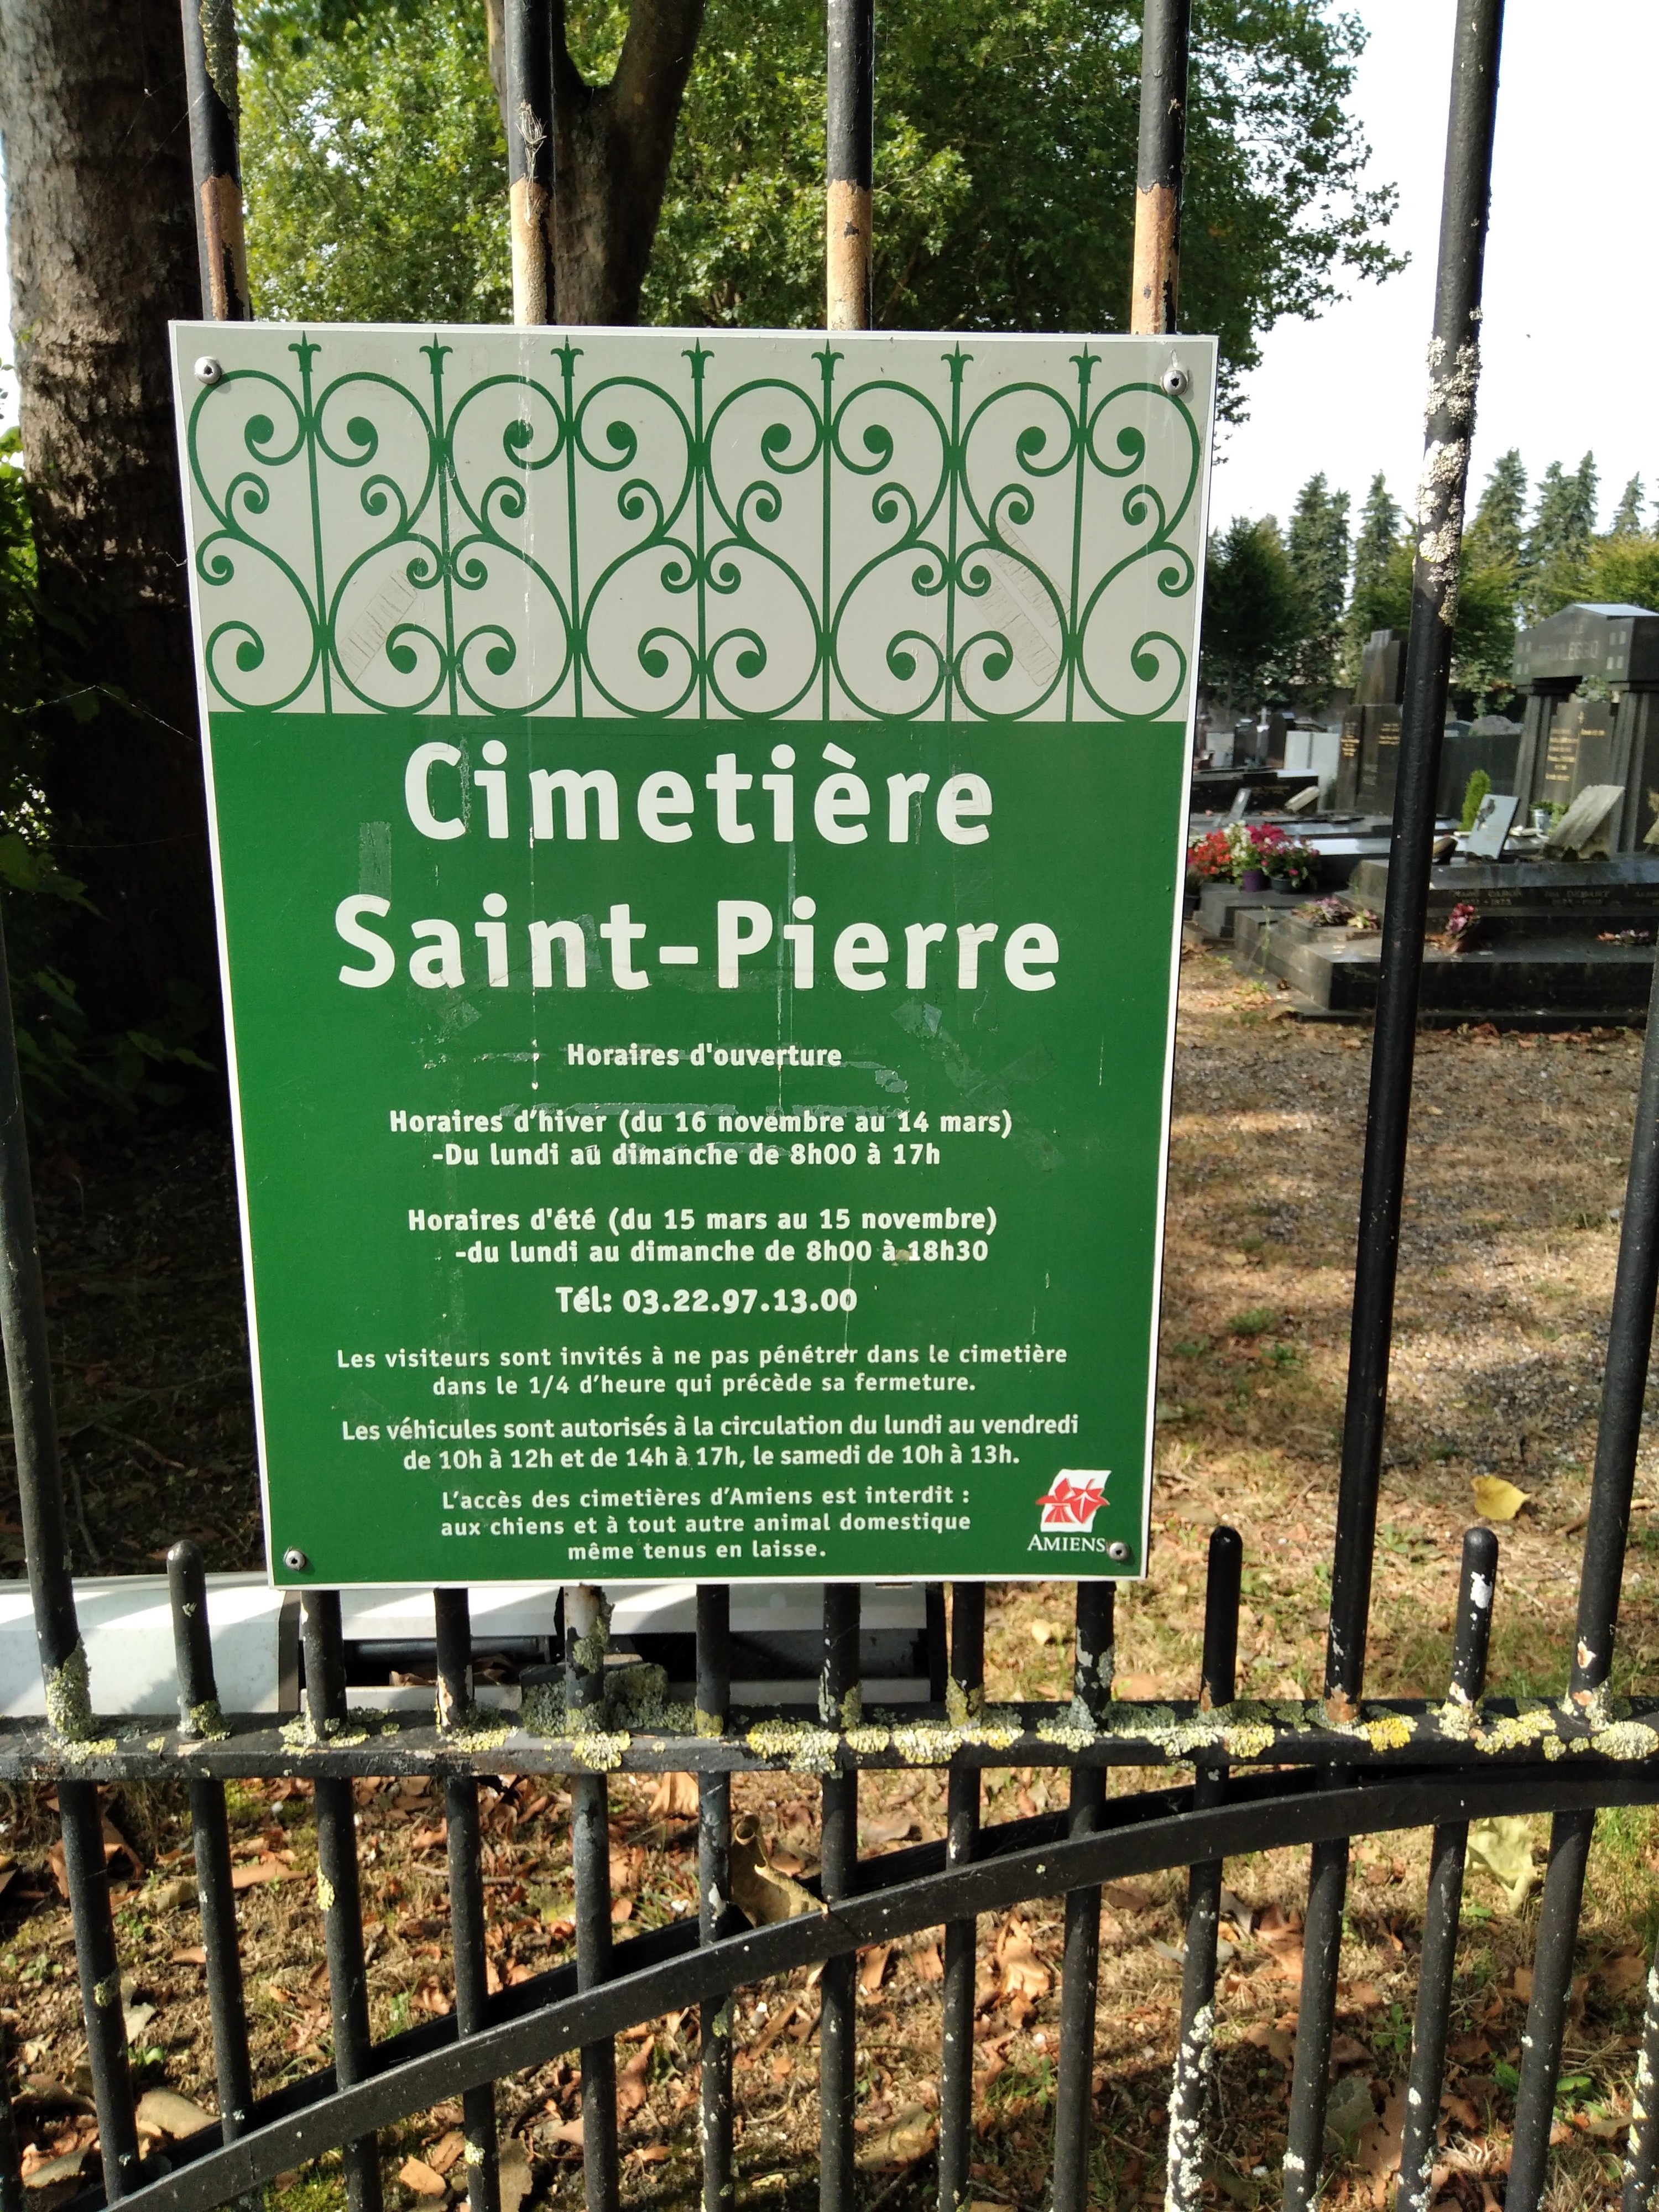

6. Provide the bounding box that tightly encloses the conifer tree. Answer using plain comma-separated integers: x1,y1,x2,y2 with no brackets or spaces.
1342,472,1404,677
1612,475,1645,536
1524,453,1599,619
1285,473,1350,706
1465,449,1527,570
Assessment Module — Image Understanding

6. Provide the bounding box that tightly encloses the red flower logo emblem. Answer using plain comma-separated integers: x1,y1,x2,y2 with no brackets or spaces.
1035,1475,1107,1531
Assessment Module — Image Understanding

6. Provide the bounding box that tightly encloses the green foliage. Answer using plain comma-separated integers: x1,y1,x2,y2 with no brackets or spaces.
1284,472,1349,705
1459,769,1490,832
241,0,1402,415
1523,452,1599,622
1342,471,1402,677
1198,515,1303,705
1465,448,1527,571
1612,473,1645,537
243,0,510,324
1580,531,1659,617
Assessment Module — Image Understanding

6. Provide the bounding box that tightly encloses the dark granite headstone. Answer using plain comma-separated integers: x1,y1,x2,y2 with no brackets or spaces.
1438,717,1522,818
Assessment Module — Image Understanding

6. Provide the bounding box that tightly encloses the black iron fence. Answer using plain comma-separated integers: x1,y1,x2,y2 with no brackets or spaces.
9,2,1659,2211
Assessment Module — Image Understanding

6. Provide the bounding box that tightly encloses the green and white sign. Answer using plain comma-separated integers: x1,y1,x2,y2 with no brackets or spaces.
172,324,1215,1588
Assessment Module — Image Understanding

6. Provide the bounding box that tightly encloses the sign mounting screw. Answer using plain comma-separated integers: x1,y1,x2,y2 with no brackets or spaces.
1107,1541,1130,1562
282,1547,309,1572
194,356,224,386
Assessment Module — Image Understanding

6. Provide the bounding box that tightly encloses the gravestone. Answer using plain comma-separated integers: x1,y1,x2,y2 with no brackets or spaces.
1335,628,1405,812
1511,602,1659,847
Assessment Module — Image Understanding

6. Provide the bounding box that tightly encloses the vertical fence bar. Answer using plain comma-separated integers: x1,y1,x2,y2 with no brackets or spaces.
566,1587,619,2212
1130,0,1190,335
825,0,874,329
0,908,140,2191
167,1542,255,2144
1510,943,1659,2212
818,1583,861,2212
1621,1953,1659,2212
0,911,87,1740
938,1582,985,2212
1051,1582,1115,2212
0,2026,20,2212
436,1590,501,2212
302,1593,383,2212
696,1585,734,2212
503,0,555,322
60,1782,142,2200
1165,1526,1243,2212
179,0,250,320
1288,9,1503,2200
1395,1528,1499,2212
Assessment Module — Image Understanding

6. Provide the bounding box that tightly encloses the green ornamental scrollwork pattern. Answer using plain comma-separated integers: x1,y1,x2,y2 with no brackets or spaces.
183,330,1206,723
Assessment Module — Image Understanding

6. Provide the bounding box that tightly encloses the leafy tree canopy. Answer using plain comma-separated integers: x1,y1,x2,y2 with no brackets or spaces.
241,0,1402,415
1198,515,1303,706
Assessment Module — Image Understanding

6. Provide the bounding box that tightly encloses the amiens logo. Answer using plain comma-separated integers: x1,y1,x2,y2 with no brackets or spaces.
1035,1474,1108,1531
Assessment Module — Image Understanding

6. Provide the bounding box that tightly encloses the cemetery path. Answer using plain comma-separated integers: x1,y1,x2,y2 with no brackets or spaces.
0,961,1655,2208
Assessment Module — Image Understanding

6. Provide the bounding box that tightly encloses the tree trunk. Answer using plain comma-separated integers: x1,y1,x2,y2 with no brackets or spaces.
0,0,219,1041
484,0,705,326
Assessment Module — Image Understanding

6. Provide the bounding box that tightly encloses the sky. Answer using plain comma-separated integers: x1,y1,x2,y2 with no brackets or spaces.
2,0,1656,539
1213,0,1659,540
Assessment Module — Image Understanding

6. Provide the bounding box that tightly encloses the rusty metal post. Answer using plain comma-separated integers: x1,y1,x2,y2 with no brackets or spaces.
826,0,874,329
180,0,250,321
503,0,555,323
1130,0,1190,335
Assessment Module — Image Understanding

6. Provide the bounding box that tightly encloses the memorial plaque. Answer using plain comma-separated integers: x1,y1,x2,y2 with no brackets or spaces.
173,324,1215,1587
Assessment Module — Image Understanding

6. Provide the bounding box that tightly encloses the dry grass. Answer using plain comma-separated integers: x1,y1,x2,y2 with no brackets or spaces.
4,950,1659,2208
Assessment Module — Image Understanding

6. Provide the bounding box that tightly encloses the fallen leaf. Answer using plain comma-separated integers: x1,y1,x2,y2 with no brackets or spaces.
229,1856,293,1891
1029,1620,1058,1647
859,1813,919,1849
910,1939,944,1983
1357,2081,1407,2192
415,1979,451,2017
616,2038,653,2121
399,2158,446,2197
1323,2072,1375,2154
729,1815,823,1926
610,1897,634,1926
134,2090,213,2138
411,1825,447,1853
1244,2021,1294,2064
1331,2036,1371,2066
1102,1881,1152,1913
425,2131,465,2176
145,1879,195,1913
1342,1983,1385,2012
122,2003,156,2044
994,1916,1050,2006
1600,1952,1648,1995
1471,1475,1530,1524
1510,1966,1533,2001
1443,2095,1481,2131
646,1772,698,1822
542,2119,586,2149
855,2104,937,2170
1115,1672,1160,1700
1467,1817,1538,1912
498,2137,532,2212
859,1944,891,1995
631,2145,670,2165
22,2151,86,2191
170,1945,208,1966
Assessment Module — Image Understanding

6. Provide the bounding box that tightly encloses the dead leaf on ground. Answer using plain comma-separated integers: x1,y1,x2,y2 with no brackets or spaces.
994,1915,1050,2008
498,2137,532,2212
22,2150,86,2191
1114,1673,1160,1700
610,1896,634,1926
1029,1620,1060,1647
646,1772,698,1822
1331,2035,1371,2066
228,1855,293,1891
543,2119,586,2149
1101,1880,1152,1913
1600,1951,1648,1995
859,1944,891,1994
729,1815,824,1926
859,1812,919,1849
1467,1817,1537,1911
631,2145,670,2166
1243,2021,1294,2064
1510,1966,1533,2001
909,1939,944,1983
425,2131,465,2176
855,2104,937,2170
399,2158,446,2198
616,2037,653,2121
134,2090,212,2138
1471,1475,1530,1524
